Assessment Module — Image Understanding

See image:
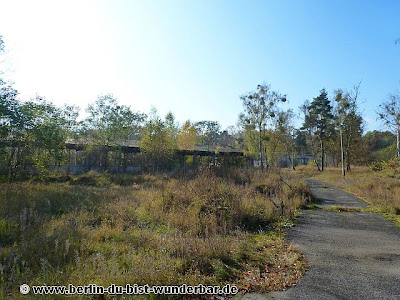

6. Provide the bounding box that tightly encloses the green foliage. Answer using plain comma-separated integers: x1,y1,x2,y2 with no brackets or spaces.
369,158,400,172
140,111,177,172
69,171,111,186
239,83,286,168
369,161,384,172
177,120,197,151
363,131,397,162
304,89,333,141
0,95,73,180
275,110,296,156
301,88,334,170
85,94,146,143
364,130,396,152
194,120,221,150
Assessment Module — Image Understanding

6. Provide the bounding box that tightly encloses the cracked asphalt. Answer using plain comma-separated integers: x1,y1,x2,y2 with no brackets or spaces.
238,179,400,300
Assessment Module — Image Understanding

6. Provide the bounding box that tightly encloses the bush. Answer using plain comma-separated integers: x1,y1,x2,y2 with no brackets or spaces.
370,161,384,172
383,158,400,171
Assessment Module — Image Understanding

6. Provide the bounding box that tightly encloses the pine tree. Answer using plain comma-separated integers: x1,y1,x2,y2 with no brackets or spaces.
303,89,334,171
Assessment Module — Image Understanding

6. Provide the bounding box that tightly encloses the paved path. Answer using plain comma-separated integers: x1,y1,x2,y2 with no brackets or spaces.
239,179,400,300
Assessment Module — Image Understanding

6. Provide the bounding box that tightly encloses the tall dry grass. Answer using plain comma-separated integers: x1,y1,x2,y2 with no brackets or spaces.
0,169,311,298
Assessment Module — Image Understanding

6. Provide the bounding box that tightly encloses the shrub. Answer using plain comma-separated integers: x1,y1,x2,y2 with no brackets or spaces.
370,161,384,171
383,158,400,171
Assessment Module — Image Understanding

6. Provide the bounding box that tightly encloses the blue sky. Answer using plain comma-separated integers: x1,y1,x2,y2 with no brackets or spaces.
0,0,399,132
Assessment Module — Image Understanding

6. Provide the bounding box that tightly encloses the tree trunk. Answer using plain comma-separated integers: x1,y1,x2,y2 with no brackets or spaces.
118,148,122,173
292,152,296,170
259,130,264,171
193,153,198,172
67,149,71,175
123,152,127,173
345,135,351,171
264,145,269,169
6,147,16,182
340,129,345,177
288,155,295,170
104,150,108,171
346,149,351,171
308,129,320,171
321,140,325,171
397,125,400,166
310,148,321,171
315,160,321,171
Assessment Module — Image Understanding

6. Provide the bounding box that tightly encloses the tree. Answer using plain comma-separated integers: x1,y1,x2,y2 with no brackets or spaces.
302,89,334,171
84,94,146,171
164,111,179,145
0,35,4,53
276,109,297,169
177,120,197,150
140,110,176,172
364,131,396,152
0,96,72,180
300,100,320,170
363,131,396,162
0,81,20,178
194,121,221,150
85,94,146,143
59,104,80,139
239,83,286,170
333,84,363,174
0,37,79,179
193,120,221,167
0,83,18,141
378,93,400,165
0,35,4,67
0,36,12,142
294,130,307,155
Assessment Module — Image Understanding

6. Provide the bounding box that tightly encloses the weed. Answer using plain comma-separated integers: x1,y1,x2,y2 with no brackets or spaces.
0,170,311,297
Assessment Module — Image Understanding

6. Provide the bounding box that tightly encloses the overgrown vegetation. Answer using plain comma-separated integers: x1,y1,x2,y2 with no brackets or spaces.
1,30,400,299
0,169,312,298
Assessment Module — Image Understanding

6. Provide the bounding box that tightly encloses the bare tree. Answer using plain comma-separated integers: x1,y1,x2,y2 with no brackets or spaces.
378,93,400,164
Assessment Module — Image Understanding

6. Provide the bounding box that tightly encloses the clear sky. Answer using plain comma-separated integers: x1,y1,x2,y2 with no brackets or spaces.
0,0,399,132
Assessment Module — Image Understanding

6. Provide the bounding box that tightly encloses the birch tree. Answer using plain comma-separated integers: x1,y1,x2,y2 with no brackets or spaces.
378,93,400,165
177,120,197,150
276,109,296,169
334,84,363,173
239,83,286,170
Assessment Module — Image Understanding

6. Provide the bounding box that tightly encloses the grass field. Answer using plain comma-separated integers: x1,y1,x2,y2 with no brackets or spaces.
0,169,313,299
295,165,400,226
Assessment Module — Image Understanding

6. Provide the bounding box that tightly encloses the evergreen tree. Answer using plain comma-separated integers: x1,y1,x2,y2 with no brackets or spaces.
303,89,333,171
